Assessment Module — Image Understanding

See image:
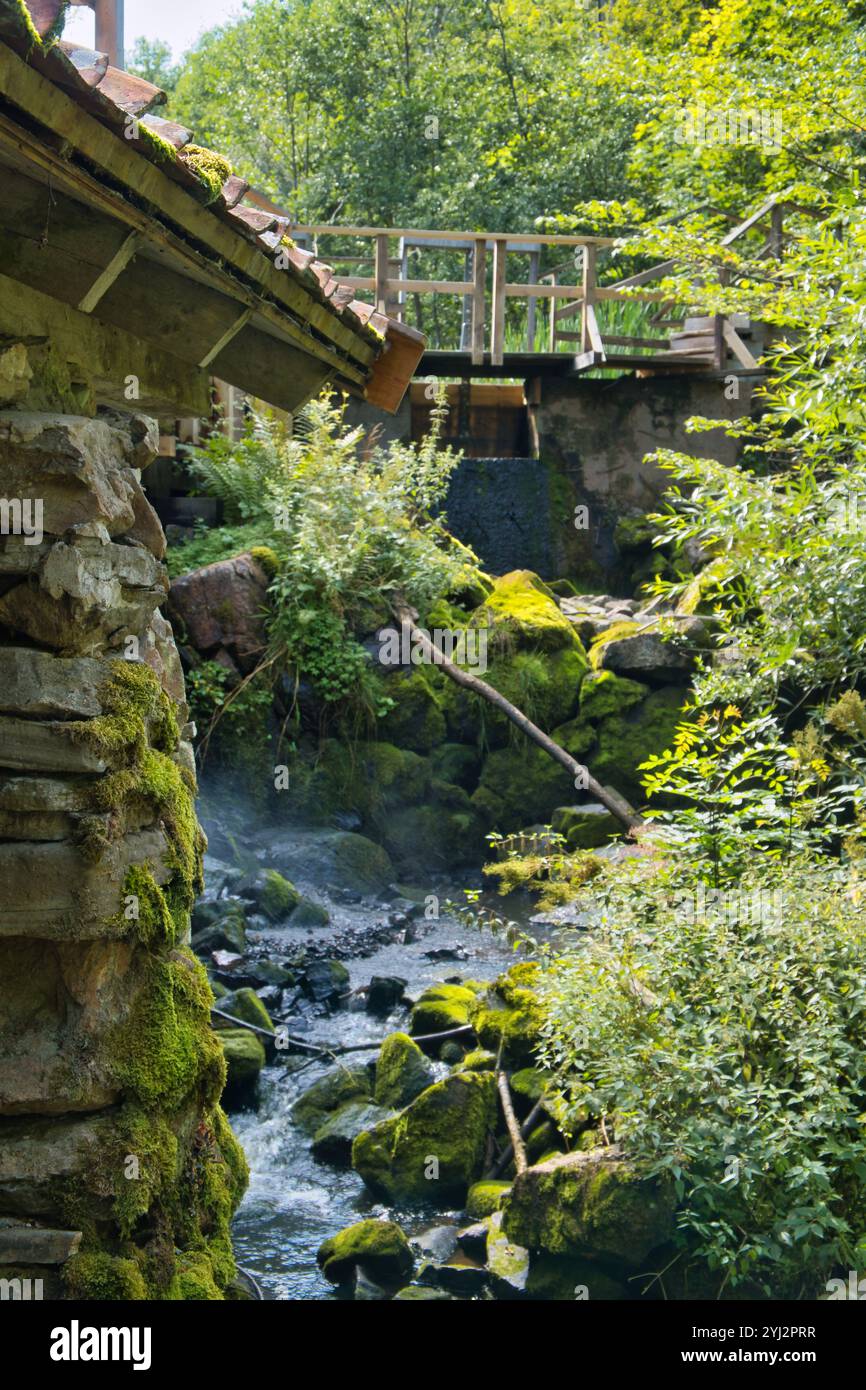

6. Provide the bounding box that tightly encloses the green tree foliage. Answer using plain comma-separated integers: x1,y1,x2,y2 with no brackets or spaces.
169,0,639,230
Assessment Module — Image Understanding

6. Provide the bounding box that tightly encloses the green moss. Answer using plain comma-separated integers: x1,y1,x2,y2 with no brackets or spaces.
578,670,649,721
173,1251,223,1300
470,966,545,1069
317,1219,413,1286
138,123,180,168
250,544,280,580
551,802,620,850
71,660,178,763
477,570,579,653
588,620,641,670
465,1180,512,1219
378,669,447,753
456,1048,496,1072
410,983,478,1044
181,145,232,203
351,1072,497,1203
472,737,587,830
590,685,685,805
219,1029,266,1099
374,1032,434,1109
108,950,225,1112
217,987,273,1034
258,869,300,922
64,1252,148,1301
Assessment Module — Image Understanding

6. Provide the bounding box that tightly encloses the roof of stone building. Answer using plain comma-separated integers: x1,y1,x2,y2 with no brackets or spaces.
0,0,425,413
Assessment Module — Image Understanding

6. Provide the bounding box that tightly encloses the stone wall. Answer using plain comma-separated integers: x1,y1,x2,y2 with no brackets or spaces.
528,373,754,585
0,410,246,1300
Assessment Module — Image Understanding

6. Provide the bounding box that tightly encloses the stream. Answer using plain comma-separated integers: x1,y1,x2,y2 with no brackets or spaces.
197,793,525,1300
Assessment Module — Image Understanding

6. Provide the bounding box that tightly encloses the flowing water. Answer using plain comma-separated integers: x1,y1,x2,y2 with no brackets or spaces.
229,899,518,1300
198,795,524,1300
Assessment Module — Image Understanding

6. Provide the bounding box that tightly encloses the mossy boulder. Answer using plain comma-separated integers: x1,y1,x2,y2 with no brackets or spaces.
410,983,479,1048
589,686,685,805
240,869,299,923
290,1066,372,1136
474,571,581,652
456,1048,496,1073
509,1067,554,1112
470,965,544,1069
578,670,648,721
551,802,620,850
317,1219,414,1287
472,744,575,830
430,742,482,790
502,1150,676,1269
382,783,488,869
486,1210,530,1298
64,1252,148,1301
219,1029,266,1106
525,1254,629,1301
214,987,273,1035
374,1032,435,1109
351,1072,497,1203
465,1180,512,1219
378,670,447,753
291,896,331,928
311,1100,394,1165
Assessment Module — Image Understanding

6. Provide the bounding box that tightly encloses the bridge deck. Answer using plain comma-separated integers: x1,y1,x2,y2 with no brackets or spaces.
419,349,747,379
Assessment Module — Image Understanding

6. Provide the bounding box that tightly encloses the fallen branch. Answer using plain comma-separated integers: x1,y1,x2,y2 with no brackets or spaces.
489,1094,545,1178
497,1071,528,1174
391,602,642,831
210,1007,473,1056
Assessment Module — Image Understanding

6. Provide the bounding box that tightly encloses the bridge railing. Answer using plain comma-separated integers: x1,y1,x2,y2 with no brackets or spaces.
285,198,788,369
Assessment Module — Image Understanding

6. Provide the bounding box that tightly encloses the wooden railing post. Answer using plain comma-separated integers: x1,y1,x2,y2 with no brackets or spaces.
580,243,596,355
472,238,487,366
375,233,389,315
548,267,560,351
491,238,507,366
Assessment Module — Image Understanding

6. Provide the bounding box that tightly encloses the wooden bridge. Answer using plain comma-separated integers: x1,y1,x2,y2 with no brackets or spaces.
275,196,788,380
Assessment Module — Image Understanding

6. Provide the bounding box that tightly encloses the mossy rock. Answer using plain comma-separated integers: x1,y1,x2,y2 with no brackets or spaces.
317,1219,414,1287
219,1029,266,1106
578,670,648,721
305,740,431,825
456,1048,496,1073
470,966,544,1069
471,743,578,831
465,1180,512,1219
502,1151,676,1269
588,620,641,670
590,686,685,805
311,1101,394,1166
509,1067,554,1111
525,1121,563,1163
328,832,394,894
374,1032,435,1109
378,669,447,753
551,802,620,850
382,786,487,869
473,570,580,653
410,983,479,1048
215,987,273,1035
291,896,331,927
429,742,482,790
256,869,300,922
525,1253,629,1301
64,1252,148,1301
291,1066,372,1136
351,1072,497,1203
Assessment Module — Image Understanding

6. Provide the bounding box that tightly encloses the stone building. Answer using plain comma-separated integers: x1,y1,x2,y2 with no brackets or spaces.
0,0,421,1300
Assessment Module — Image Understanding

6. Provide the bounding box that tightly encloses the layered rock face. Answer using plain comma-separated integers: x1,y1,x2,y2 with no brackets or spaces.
0,411,247,1301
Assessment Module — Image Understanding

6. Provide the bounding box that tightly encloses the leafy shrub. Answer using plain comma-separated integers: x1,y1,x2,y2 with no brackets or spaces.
536,855,866,1296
